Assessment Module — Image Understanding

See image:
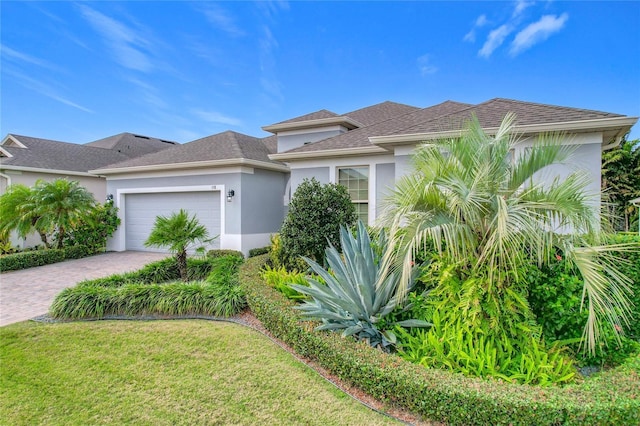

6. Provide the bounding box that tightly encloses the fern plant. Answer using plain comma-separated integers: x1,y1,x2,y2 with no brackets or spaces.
291,221,430,351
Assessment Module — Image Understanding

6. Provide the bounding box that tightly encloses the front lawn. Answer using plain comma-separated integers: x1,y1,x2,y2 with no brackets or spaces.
0,320,400,426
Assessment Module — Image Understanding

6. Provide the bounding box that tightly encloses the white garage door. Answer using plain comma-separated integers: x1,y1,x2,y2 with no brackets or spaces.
124,191,221,252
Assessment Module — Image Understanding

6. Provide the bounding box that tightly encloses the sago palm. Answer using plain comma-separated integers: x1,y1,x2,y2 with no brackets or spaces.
144,209,213,281
31,179,96,249
383,113,635,354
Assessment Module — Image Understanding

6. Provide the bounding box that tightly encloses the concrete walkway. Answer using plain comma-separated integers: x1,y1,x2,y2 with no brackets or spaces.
0,251,169,326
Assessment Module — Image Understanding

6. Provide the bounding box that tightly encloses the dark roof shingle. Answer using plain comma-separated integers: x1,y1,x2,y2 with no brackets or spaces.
280,101,471,154
93,131,284,170
1,135,131,172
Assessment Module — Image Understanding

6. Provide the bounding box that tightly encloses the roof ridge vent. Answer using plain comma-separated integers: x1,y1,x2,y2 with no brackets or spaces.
133,134,150,139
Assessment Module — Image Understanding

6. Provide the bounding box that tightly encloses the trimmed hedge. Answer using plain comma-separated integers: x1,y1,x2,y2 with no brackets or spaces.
207,249,245,259
239,254,640,426
248,246,270,257
0,245,97,272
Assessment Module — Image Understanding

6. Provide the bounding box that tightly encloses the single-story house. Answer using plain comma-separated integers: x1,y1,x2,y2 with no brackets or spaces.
91,98,637,256
0,132,177,247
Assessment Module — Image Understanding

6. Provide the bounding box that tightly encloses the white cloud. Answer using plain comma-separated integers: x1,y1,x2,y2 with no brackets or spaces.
510,13,569,55
513,0,535,18
200,4,245,37
463,14,488,42
78,5,153,72
4,68,93,113
478,24,513,58
0,44,64,72
417,54,438,75
259,25,283,103
191,109,242,126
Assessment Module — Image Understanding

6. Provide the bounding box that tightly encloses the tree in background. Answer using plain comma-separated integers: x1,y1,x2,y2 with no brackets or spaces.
144,209,213,281
602,138,640,232
278,178,357,271
31,179,96,249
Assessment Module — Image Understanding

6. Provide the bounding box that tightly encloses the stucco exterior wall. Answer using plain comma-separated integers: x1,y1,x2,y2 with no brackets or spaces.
277,126,347,153
285,154,396,225
290,167,330,194
240,169,286,233
105,167,287,255
375,163,395,221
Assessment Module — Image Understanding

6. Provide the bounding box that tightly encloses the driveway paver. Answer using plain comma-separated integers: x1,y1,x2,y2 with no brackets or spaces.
0,251,169,326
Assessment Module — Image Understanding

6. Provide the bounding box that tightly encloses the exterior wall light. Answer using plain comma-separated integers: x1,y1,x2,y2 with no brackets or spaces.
227,190,235,202
106,194,114,201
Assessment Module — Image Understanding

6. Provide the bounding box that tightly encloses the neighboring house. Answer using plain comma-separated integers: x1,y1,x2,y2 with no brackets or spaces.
0,133,177,247
92,98,637,256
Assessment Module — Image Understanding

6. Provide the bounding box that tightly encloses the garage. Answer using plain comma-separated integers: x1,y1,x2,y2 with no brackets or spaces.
124,191,221,252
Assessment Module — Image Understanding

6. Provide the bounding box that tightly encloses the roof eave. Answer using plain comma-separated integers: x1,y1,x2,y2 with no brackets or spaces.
0,164,100,177
262,116,364,133
369,116,639,146
91,158,290,175
269,145,389,161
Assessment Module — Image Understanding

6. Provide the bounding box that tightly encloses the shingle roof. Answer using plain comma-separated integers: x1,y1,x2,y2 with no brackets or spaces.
85,133,177,157
280,101,471,154
271,109,339,125
93,130,285,170
1,135,131,172
342,101,420,127
1,133,179,173
389,98,626,135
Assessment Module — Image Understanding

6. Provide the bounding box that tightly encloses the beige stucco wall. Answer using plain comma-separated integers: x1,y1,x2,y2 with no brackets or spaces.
0,170,106,200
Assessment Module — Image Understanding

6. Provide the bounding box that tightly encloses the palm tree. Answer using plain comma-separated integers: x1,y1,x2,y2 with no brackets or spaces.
0,184,50,247
31,179,96,249
144,209,213,281
383,113,635,354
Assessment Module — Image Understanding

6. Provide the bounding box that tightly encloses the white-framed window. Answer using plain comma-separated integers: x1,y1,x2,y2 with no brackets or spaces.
337,166,369,223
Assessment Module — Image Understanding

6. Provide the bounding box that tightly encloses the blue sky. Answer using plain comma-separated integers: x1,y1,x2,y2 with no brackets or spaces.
2,1,639,144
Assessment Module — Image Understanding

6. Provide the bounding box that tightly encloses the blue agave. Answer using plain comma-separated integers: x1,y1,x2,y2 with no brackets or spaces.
291,221,430,351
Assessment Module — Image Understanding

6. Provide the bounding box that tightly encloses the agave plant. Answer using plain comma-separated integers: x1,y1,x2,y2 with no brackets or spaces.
291,221,430,351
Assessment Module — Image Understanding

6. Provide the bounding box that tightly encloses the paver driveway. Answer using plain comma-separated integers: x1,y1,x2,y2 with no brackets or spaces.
0,251,169,326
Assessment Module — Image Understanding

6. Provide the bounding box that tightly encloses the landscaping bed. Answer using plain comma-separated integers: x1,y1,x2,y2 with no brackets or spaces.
240,254,640,426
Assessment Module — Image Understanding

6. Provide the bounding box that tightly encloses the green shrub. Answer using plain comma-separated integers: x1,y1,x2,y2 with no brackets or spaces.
527,237,640,367
207,249,244,259
607,234,640,340
0,246,97,271
260,265,309,300
239,255,640,425
248,246,270,257
279,178,357,270
63,245,96,260
51,255,246,319
65,200,120,251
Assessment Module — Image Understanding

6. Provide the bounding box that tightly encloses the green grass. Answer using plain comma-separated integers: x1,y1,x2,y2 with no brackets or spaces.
0,320,400,426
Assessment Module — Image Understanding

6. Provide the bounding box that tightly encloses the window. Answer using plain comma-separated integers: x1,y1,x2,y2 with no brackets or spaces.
338,166,369,223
